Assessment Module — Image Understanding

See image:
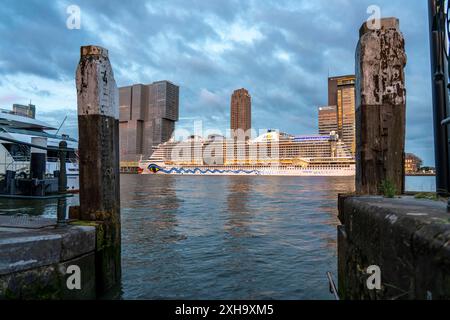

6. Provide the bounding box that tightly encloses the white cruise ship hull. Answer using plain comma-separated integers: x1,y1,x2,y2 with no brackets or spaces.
138,163,355,177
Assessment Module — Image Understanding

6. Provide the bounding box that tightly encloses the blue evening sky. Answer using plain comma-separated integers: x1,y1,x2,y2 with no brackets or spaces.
0,0,434,165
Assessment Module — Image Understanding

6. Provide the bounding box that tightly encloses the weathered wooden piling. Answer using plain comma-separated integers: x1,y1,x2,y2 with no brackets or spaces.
76,45,121,295
355,18,407,195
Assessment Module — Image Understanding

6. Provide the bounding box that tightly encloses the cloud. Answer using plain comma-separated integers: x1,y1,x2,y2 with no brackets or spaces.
0,0,436,165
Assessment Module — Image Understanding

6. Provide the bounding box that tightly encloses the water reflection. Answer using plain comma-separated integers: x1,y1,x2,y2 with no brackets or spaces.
226,176,252,214
225,177,254,239
0,196,79,218
120,175,185,299
119,175,356,300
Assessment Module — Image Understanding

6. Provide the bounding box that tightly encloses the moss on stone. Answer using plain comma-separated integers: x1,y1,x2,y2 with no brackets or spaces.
70,220,98,227
414,192,447,202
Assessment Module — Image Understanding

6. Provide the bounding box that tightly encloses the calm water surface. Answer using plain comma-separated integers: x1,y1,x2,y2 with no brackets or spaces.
0,175,435,299
405,176,436,192
119,175,355,300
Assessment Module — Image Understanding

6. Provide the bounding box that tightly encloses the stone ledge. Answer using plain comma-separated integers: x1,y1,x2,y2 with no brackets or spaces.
339,195,450,240
0,225,95,276
0,252,96,300
338,195,450,300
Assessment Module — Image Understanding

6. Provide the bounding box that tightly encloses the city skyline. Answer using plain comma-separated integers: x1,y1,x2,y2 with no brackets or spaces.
0,0,433,165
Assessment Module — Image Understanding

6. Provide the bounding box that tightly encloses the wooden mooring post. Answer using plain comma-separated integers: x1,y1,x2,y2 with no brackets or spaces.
76,45,121,295
355,18,407,195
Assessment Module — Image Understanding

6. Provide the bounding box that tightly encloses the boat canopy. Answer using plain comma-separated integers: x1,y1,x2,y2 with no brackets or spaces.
0,126,77,142
0,111,56,130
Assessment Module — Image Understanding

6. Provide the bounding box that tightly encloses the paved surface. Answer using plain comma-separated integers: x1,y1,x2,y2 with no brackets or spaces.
340,195,448,222
0,215,56,229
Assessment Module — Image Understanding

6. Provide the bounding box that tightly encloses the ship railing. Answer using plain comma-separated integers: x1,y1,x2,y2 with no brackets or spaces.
10,155,77,164
0,162,29,175
0,159,76,176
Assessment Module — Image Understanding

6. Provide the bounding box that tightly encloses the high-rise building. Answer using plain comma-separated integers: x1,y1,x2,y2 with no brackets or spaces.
119,81,179,161
318,105,338,135
12,103,36,119
328,75,356,154
230,88,251,138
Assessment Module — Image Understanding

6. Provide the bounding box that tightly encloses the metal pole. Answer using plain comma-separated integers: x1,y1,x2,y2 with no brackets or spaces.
428,0,450,196
326,272,340,300
57,140,67,227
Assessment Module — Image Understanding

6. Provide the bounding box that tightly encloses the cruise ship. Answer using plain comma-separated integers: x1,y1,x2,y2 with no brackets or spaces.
138,131,355,176
0,106,79,191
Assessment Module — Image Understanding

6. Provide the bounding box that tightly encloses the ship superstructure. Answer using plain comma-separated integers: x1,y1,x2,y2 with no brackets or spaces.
139,131,355,176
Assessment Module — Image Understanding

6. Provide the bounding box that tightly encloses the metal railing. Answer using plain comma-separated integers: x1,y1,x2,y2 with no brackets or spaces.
441,117,450,212
429,0,450,198
429,0,450,210
326,272,340,300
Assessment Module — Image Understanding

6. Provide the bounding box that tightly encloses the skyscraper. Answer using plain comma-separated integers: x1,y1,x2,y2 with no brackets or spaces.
13,103,36,119
119,81,179,161
318,105,338,135
328,75,356,154
230,88,251,137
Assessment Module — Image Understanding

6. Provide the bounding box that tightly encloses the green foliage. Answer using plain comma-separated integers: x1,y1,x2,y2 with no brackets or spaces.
414,192,448,203
380,180,397,198
414,193,439,201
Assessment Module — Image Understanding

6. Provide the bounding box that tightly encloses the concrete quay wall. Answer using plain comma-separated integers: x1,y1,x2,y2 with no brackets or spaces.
338,195,450,300
0,223,96,299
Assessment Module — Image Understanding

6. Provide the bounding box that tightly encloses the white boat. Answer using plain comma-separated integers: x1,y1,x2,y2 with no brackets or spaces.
138,131,355,177
0,107,79,192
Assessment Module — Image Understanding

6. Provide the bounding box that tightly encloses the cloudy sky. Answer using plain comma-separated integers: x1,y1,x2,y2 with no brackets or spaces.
0,0,434,165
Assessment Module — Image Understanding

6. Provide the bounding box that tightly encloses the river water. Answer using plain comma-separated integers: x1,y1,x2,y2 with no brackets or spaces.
0,175,436,299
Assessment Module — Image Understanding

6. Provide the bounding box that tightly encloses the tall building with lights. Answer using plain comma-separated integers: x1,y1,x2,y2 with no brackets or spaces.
119,80,179,161
405,153,423,174
328,75,356,154
230,88,251,138
318,105,338,135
